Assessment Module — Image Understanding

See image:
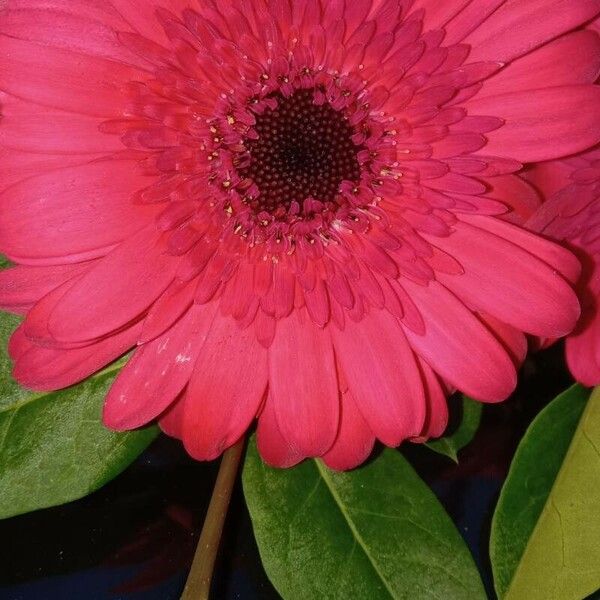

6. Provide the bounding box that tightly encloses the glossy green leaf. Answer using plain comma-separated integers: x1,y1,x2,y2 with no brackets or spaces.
426,395,482,462
491,384,600,600
243,440,486,599
0,291,158,518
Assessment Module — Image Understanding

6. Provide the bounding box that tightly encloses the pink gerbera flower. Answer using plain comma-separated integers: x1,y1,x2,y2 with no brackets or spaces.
0,0,598,469
528,146,600,386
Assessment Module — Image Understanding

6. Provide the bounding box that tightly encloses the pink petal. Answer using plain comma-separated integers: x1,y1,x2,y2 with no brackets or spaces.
0,147,104,196
479,312,528,367
159,394,186,440
525,159,576,201
0,161,159,262
0,262,92,313
565,312,600,386
47,225,179,343
13,321,141,391
444,0,506,46
0,35,144,117
140,278,196,343
0,5,160,71
465,0,600,63
410,0,471,31
331,309,426,446
400,278,517,402
477,30,600,99
431,218,580,337
23,275,83,345
269,309,339,457
412,357,449,441
467,86,600,162
463,213,581,283
2,1,129,31
108,0,191,46
7,321,27,361
257,396,304,468
182,315,268,460
103,303,217,430
483,174,542,224
0,92,124,154
322,388,375,471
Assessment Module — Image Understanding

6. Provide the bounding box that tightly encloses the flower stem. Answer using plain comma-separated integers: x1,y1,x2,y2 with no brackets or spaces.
180,437,246,600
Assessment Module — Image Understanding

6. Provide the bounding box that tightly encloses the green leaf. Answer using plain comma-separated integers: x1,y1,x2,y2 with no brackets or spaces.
425,395,482,462
0,255,32,413
491,384,600,600
243,440,486,600
0,362,159,519
0,267,158,518
0,311,25,413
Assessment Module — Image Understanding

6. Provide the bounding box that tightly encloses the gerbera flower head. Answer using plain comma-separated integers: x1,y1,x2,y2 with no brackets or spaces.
0,0,599,469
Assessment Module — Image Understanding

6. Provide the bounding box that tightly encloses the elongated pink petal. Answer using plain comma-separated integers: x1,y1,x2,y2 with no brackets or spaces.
411,358,448,442
0,93,124,154
0,35,143,116
269,310,339,457
0,262,92,313
400,279,517,402
182,315,268,460
0,5,156,71
108,0,191,45
140,278,196,343
103,303,217,430
431,218,580,337
566,319,600,386
0,161,159,261
479,312,528,367
0,146,105,196
483,174,542,224
158,394,186,440
14,321,141,391
257,396,304,468
465,0,600,63
22,275,83,345
467,86,600,162
47,226,178,343
332,309,426,446
322,388,375,471
477,31,600,99
462,213,581,283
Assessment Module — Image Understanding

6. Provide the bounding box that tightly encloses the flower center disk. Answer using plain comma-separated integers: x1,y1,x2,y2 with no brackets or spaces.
239,90,362,216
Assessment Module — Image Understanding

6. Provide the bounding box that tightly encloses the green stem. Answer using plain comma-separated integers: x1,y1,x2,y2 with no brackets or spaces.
180,437,246,600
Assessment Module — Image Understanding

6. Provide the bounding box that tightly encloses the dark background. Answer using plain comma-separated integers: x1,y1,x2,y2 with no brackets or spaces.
0,343,597,600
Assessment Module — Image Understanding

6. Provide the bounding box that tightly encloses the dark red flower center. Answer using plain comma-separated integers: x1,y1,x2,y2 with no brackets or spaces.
239,90,363,215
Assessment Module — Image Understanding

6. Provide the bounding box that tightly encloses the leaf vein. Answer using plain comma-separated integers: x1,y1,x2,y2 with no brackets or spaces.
314,461,396,599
